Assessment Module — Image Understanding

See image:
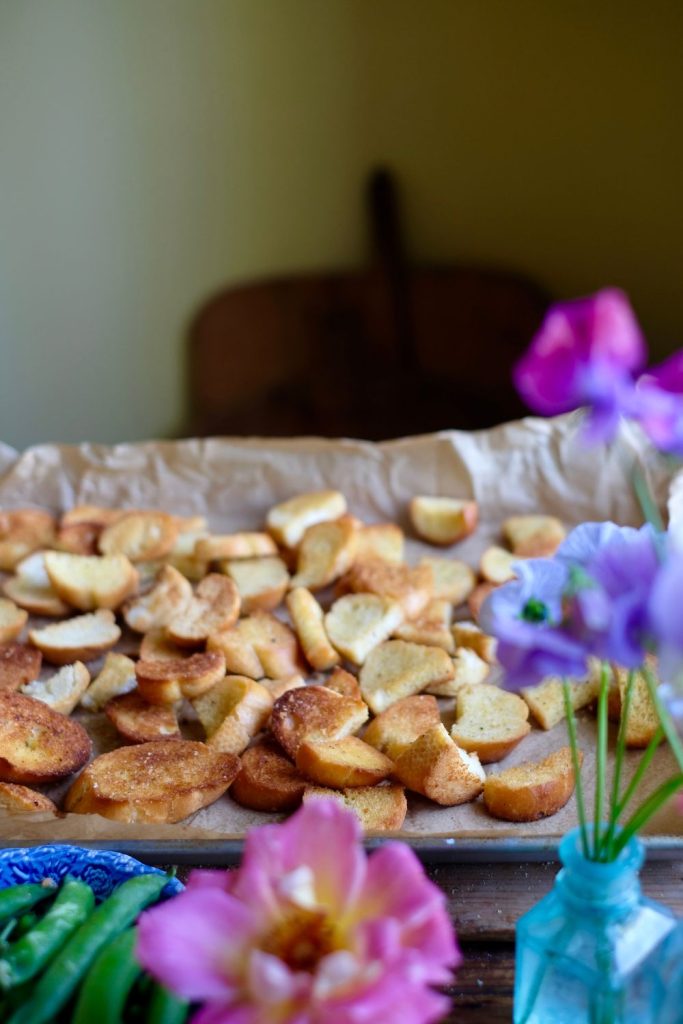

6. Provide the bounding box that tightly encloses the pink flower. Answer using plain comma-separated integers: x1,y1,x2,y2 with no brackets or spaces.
513,288,645,442
136,800,459,1024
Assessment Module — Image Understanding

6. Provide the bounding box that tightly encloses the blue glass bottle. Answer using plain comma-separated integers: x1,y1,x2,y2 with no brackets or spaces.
514,828,678,1024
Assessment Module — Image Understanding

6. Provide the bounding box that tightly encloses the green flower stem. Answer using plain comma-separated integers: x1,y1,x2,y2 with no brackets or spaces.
630,462,665,533
612,774,683,858
563,678,589,859
643,665,683,775
593,662,610,859
614,726,664,820
602,668,635,861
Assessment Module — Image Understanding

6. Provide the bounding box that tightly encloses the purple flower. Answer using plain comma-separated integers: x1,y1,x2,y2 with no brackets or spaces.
555,521,641,569
634,356,683,457
513,289,645,443
480,559,588,689
649,545,683,711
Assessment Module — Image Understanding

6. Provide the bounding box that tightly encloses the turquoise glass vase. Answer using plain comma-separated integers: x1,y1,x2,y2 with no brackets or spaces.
514,828,678,1024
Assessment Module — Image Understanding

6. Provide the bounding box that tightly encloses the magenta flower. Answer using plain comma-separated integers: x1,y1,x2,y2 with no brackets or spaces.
136,800,459,1024
514,289,645,442
635,354,683,457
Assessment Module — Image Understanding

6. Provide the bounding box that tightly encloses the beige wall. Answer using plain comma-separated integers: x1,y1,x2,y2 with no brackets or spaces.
1,0,681,449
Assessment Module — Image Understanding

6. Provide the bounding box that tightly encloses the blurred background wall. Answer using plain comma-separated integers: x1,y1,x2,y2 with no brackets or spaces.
0,0,681,448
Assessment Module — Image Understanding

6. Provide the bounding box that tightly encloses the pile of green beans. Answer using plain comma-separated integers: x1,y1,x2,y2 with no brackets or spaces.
0,873,189,1023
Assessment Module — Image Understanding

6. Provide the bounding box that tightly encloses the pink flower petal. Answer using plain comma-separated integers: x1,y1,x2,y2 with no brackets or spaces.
247,949,309,1006
187,868,238,894
137,889,258,1002
315,966,452,1024
192,1005,258,1024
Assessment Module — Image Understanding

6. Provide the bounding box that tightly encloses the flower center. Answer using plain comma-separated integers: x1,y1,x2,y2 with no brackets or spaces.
521,597,550,623
260,906,338,972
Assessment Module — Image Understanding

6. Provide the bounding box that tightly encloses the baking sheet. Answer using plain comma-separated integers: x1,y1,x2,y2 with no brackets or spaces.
0,413,681,858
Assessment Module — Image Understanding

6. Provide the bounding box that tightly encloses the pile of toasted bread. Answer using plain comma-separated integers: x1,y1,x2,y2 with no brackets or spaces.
0,496,659,832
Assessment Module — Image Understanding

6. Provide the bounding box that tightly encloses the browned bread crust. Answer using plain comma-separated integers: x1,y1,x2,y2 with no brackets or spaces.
105,691,181,744
0,782,58,816
167,574,241,646
483,747,582,822
231,741,306,812
270,685,369,760
0,644,42,692
296,736,394,788
0,691,91,784
135,651,226,705
303,783,407,831
363,694,441,761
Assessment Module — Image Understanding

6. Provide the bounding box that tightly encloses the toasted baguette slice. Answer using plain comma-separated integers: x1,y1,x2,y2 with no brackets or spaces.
354,524,405,565
363,694,441,761
29,610,121,665
167,529,210,581
325,667,361,699
99,510,178,561
139,630,189,662
479,546,520,585
259,673,306,701
468,582,499,623
613,668,660,748
0,599,27,645
522,676,598,730
106,691,180,743
55,522,102,556
80,652,137,711
195,532,277,561
452,621,498,663
192,676,273,755
286,588,340,671
426,647,489,697
0,644,42,693
0,691,91,783
393,724,485,806
303,783,407,831
4,552,70,617
61,505,123,528
290,516,359,590
231,741,306,812
64,740,239,823
484,747,581,821
44,551,138,612
0,509,56,570
393,599,454,652
22,661,91,715
296,736,394,788
502,515,566,557
266,490,347,548
208,612,303,679
344,559,433,620
325,594,404,665
221,557,289,614
359,640,455,714
123,565,193,633
136,651,226,705
270,685,369,760
418,557,476,605
409,497,478,546
0,783,58,816
450,683,531,762
167,574,241,647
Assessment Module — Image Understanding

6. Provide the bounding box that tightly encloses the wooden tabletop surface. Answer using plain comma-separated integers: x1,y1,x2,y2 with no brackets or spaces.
176,857,683,1024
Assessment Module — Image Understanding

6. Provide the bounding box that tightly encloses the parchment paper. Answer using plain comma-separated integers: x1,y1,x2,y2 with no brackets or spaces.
0,413,680,845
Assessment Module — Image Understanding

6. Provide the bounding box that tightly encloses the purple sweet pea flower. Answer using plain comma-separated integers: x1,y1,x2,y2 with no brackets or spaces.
480,559,588,690
514,289,646,443
634,354,683,457
555,521,641,569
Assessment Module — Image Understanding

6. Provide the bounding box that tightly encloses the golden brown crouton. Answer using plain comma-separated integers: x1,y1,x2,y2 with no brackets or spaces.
286,588,341,671
359,640,454,714
136,651,226,705
303,784,407,831
450,683,531,762
483,747,582,821
231,741,306,812
0,691,91,784
296,736,394,788
363,694,442,761
270,685,369,760
409,497,478,546
393,724,485,806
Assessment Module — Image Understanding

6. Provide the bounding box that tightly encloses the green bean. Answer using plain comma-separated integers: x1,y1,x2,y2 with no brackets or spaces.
13,913,38,939
0,876,94,989
72,927,142,1024
0,882,56,926
147,982,190,1024
8,871,168,1024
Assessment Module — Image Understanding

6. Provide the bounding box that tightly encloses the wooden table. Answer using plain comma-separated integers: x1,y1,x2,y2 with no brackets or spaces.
172,857,683,1024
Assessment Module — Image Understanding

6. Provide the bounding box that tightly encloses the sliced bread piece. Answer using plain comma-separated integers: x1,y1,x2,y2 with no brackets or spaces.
479,546,520,585
450,683,531,762
63,740,239,823
44,551,138,612
54,522,102,556
359,639,455,714
266,490,347,548
231,741,306,812
139,630,189,663
426,647,490,697
452,621,498,663
0,644,42,693
105,691,181,743
522,676,599,730
483,746,581,821
286,587,340,671
22,661,91,715
29,610,121,665
0,599,28,644
135,650,226,705
123,565,193,633
354,524,404,565
80,652,137,711
418,557,476,605
167,574,241,647
0,782,58,816
303,783,407,831
221,556,289,613
296,736,394,788
502,515,566,558
344,559,433,619
409,497,478,546
61,505,123,528
270,685,369,760
0,691,91,783
259,673,306,702
195,532,277,561
0,509,56,571
324,593,404,665
363,693,441,760
613,668,660,748
468,581,499,623
290,516,359,590
393,599,454,652
3,552,70,617
325,666,361,699
208,611,303,679
98,510,179,561
192,676,273,755
393,724,485,805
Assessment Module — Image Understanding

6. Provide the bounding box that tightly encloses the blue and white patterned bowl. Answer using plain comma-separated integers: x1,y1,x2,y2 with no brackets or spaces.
0,845,184,901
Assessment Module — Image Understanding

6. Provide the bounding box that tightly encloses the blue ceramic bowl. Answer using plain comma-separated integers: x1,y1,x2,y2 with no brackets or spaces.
0,845,184,901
